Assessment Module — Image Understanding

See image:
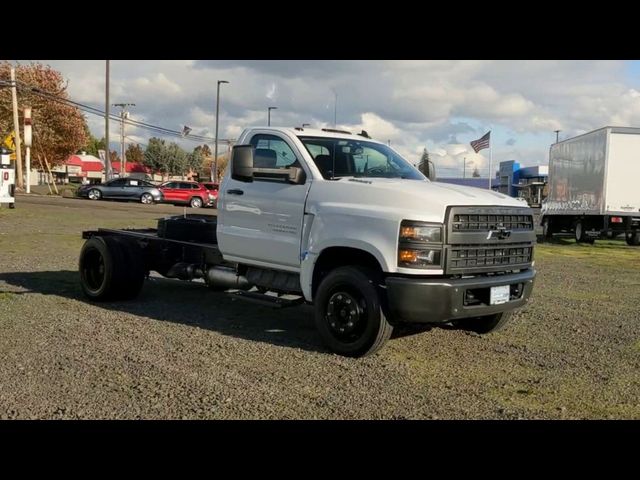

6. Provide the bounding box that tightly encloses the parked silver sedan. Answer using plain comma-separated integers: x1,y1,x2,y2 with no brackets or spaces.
78,178,163,204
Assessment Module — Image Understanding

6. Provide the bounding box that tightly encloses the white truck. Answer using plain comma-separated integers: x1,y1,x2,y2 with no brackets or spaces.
540,126,640,245
78,127,536,357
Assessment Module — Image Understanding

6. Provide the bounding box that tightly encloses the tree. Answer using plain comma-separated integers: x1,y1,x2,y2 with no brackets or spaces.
82,131,106,157
144,137,170,178
0,62,88,177
472,167,481,178
125,143,144,165
417,147,431,176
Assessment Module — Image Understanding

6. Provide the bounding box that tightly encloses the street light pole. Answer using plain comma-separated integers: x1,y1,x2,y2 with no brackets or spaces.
268,106,278,126
554,130,561,143
105,60,112,181
214,80,229,183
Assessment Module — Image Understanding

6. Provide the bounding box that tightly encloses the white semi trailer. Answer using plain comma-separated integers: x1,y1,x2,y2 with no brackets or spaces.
540,126,640,245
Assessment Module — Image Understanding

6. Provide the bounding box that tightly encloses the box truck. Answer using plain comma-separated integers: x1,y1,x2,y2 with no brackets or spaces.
540,126,640,245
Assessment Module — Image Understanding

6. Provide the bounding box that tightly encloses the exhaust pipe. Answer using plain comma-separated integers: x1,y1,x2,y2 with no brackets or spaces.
206,266,252,290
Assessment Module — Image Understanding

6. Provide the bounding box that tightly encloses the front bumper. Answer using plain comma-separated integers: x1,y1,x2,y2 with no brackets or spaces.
385,268,535,324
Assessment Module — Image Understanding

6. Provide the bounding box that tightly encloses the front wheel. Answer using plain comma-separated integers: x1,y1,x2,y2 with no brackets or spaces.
88,188,102,201
454,311,513,334
190,196,203,208
140,193,154,204
314,266,393,357
626,231,640,246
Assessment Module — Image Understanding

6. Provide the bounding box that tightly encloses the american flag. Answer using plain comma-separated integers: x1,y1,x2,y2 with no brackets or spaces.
470,131,490,153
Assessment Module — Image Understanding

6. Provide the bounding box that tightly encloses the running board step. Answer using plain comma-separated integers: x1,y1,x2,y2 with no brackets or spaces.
227,290,304,309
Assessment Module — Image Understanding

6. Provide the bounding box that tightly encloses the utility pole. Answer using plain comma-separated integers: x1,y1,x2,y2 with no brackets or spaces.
113,103,135,177
463,156,466,179
214,80,229,183
334,91,338,128
554,130,561,143
105,60,112,181
10,68,23,189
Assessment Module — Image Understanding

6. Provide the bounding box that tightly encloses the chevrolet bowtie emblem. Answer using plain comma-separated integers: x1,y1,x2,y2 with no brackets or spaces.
487,224,512,240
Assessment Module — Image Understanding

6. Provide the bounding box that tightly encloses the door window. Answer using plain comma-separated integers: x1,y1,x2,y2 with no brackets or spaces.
249,134,299,172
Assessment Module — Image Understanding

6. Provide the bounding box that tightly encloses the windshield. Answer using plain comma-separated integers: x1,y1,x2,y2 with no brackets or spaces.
299,136,425,180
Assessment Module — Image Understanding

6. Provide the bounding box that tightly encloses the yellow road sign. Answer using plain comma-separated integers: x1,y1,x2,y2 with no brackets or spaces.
3,131,17,160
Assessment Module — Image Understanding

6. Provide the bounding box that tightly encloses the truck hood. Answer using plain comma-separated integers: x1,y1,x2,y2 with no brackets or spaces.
306,178,527,223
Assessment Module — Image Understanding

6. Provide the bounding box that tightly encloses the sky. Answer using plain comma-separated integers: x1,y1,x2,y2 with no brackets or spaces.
33,60,640,178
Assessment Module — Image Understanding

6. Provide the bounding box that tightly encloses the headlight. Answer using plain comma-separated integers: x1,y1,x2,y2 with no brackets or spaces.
400,223,442,243
398,220,443,269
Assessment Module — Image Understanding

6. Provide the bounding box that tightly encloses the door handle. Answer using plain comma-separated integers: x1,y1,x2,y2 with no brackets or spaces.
227,189,244,195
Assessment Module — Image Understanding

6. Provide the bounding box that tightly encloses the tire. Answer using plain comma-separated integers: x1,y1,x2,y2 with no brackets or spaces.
626,231,640,246
140,193,154,205
455,311,513,334
189,196,203,208
542,217,553,241
314,266,393,357
79,236,128,301
88,188,102,201
112,237,146,300
575,221,594,244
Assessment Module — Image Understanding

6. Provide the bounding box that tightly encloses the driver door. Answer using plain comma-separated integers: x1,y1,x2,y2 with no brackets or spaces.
218,132,311,270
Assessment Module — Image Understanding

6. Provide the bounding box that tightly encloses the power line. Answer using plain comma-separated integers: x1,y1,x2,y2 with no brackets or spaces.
5,78,233,145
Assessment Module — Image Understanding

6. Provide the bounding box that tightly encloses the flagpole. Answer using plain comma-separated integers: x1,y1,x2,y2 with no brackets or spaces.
488,130,492,190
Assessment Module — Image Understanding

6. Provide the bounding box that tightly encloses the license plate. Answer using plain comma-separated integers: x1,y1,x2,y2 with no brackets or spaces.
490,285,510,305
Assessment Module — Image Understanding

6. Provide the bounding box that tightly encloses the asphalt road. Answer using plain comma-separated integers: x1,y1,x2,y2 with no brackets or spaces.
0,195,638,419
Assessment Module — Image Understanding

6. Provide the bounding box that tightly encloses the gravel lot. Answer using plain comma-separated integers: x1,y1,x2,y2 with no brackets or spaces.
0,195,639,419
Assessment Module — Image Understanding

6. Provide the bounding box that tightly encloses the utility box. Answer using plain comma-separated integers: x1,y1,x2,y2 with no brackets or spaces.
0,147,15,208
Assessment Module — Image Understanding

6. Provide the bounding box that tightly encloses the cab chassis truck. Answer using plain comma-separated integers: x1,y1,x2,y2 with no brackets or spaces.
79,127,536,357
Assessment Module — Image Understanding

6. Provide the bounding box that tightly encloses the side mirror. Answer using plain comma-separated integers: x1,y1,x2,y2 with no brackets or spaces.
231,145,254,182
288,166,306,185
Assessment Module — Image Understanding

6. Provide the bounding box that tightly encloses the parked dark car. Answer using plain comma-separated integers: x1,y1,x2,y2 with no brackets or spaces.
159,181,214,208
78,178,163,204
201,182,219,208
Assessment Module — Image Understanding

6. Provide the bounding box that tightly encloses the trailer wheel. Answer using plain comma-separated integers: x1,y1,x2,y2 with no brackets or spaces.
314,266,393,357
455,311,513,334
575,221,594,244
626,231,640,246
79,236,130,301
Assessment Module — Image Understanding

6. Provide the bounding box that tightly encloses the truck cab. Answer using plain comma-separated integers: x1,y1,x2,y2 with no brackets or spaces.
79,126,536,357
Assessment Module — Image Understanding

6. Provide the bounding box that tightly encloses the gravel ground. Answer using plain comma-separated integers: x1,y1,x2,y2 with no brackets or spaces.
0,195,639,419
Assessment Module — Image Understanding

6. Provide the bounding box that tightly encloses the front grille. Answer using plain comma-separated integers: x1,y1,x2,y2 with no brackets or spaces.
449,243,533,270
452,213,533,231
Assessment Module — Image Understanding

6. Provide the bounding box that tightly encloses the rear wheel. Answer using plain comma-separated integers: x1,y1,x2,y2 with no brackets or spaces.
314,266,393,357
190,196,203,208
88,188,102,200
575,221,594,244
140,192,154,204
79,236,145,301
455,311,513,334
626,231,640,246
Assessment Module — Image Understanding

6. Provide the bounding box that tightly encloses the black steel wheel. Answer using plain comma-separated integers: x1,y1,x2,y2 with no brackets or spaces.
314,266,393,357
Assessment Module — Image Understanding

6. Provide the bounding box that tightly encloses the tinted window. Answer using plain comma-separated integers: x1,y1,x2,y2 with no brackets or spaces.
108,179,127,186
178,182,193,189
164,182,178,188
